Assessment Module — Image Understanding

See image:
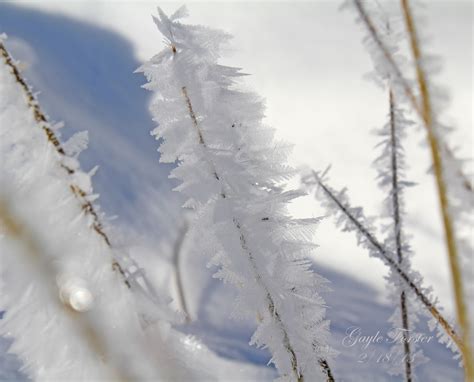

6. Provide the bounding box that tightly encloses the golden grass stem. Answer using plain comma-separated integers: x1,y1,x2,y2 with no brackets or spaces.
400,1,473,380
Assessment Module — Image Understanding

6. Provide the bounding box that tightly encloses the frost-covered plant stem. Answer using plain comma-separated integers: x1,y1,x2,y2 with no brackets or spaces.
399,1,473,378
182,80,334,382
387,89,412,381
179,69,306,382
310,172,462,351
141,9,335,379
351,0,419,113
235,217,303,382
0,39,129,286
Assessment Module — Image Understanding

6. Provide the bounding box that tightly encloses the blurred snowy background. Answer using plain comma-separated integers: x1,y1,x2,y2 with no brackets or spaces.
0,1,471,380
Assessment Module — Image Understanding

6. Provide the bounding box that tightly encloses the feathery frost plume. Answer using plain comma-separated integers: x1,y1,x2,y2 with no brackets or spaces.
374,90,430,378
139,7,335,381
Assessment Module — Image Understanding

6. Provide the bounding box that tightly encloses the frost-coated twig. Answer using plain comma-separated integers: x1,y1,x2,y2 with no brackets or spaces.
399,1,473,378
183,81,335,382
0,38,129,286
351,0,419,114
387,89,412,381
305,171,462,353
234,218,303,382
180,58,340,382
180,82,305,382
318,358,335,382
345,6,428,375
140,7,335,380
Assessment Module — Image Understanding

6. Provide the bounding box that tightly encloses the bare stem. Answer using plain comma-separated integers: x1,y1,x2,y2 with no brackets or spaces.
400,1,473,379
312,173,463,353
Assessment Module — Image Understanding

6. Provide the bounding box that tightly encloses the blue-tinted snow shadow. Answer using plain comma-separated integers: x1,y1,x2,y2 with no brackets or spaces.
180,261,462,381
318,264,462,381
0,3,182,236
0,4,180,380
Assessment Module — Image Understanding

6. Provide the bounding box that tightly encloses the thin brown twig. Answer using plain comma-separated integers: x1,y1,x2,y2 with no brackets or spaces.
400,1,473,379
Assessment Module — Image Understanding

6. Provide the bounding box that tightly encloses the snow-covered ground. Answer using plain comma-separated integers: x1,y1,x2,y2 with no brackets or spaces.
0,2,470,380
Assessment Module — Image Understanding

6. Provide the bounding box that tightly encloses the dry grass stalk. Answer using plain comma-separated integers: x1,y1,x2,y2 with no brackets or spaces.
399,1,473,380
